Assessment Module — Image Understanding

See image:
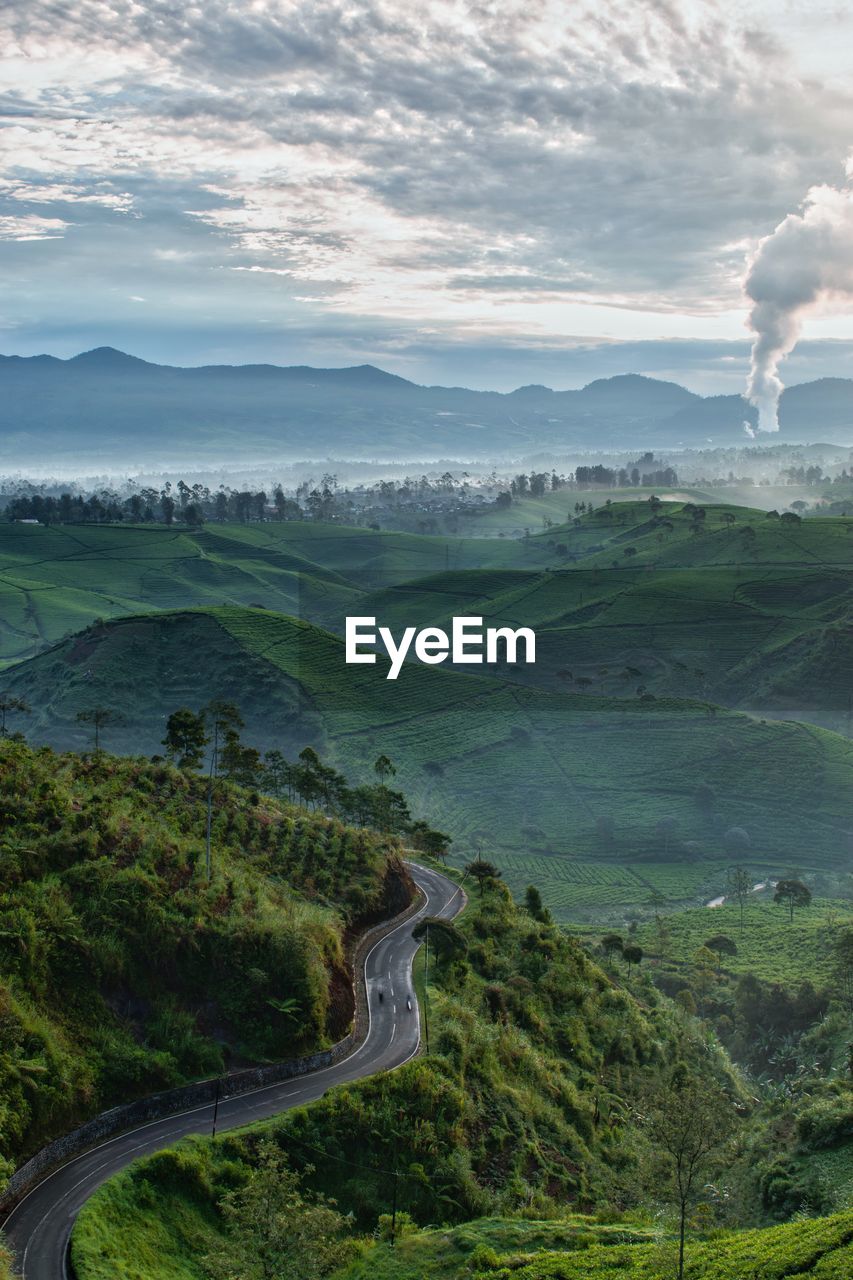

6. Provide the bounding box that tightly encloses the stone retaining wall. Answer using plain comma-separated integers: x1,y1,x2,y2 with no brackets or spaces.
0,883,425,1220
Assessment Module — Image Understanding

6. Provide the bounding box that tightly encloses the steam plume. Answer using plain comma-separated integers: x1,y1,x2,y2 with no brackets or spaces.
745,185,853,432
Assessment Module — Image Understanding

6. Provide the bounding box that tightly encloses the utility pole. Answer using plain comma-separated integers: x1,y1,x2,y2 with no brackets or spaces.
390,1165,398,1246
211,1077,221,1138
423,922,430,1055
205,720,219,882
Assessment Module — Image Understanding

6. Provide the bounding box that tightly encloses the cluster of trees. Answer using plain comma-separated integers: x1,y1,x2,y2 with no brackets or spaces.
508,470,566,497
643,879,827,1079
574,458,678,488
161,703,451,855
2,470,510,531
2,689,452,853
3,458,683,533
780,464,825,485
3,481,304,528
203,1142,354,1280
600,932,644,973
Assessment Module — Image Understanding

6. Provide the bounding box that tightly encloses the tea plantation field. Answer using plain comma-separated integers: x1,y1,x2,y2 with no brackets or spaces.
5,602,852,920
332,1210,853,1280
3,502,852,920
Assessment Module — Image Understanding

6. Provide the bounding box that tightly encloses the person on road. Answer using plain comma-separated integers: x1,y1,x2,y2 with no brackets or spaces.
377,987,384,1003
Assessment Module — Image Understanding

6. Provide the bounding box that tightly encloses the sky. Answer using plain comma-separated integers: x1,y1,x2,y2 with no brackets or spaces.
2,0,853,391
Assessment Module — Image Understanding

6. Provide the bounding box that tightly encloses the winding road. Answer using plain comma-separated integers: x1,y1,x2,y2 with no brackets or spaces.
4,862,463,1279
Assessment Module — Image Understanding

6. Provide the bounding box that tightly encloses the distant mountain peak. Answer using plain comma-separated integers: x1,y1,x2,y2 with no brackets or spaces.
1,347,852,460
510,383,554,396
333,363,414,386
582,373,696,394
68,347,154,369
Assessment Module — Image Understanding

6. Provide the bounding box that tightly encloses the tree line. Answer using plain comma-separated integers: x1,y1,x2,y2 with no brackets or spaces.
3,481,303,528
160,702,452,858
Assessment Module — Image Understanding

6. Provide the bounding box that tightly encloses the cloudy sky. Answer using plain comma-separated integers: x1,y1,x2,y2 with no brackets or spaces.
2,0,853,390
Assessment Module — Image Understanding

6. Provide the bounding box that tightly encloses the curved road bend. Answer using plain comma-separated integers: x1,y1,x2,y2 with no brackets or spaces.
4,862,463,1280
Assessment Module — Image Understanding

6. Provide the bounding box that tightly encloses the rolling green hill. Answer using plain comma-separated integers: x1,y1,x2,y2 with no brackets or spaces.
326,501,853,727
3,503,852,919
0,520,552,670
0,738,410,1177
70,874,744,1279
5,505,853,728
5,604,852,922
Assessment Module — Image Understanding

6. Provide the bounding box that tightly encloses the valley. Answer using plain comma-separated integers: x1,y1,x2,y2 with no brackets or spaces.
1,500,851,920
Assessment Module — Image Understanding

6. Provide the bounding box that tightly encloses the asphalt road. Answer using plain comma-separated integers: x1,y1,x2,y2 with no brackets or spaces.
4,861,463,1280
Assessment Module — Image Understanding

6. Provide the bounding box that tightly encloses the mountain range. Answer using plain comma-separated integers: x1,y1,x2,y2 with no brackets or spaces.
2,347,853,465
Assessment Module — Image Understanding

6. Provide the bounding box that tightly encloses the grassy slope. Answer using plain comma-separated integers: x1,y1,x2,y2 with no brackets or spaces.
341,501,853,718
630,895,853,989
0,521,361,669
72,876,740,1278
448,485,715,536
3,610,327,757
4,503,853,921
332,1210,853,1279
4,601,853,921
5,504,853,722
0,739,406,1179
213,607,853,906
71,1184,853,1280
0,520,553,669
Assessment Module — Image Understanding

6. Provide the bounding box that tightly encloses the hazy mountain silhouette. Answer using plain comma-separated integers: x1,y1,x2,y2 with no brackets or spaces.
1,348,852,464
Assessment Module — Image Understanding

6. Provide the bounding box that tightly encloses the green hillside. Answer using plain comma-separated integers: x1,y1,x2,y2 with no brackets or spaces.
5,604,852,922
70,875,743,1279
331,1210,853,1279
342,501,853,723
0,521,350,669
0,520,553,669
4,505,852,730
450,485,714,536
3,503,853,921
0,738,409,1178
66,875,853,1280
631,893,853,990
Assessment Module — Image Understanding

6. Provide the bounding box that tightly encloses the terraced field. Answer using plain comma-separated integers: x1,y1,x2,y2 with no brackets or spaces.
2,501,851,920
493,854,726,920
335,1209,853,1280
337,502,853,725
0,520,550,668
5,602,851,920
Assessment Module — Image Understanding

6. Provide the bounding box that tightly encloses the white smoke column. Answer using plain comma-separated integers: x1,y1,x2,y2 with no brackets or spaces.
745,185,853,432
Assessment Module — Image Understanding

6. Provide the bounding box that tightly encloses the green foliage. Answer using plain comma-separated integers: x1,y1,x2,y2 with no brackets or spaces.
797,1094,853,1151
460,1209,853,1279
4,506,853,921
203,1141,354,1280
163,707,208,770
0,1240,14,1280
323,1210,853,1279
774,879,813,922
72,879,741,1280
0,738,402,1178
633,896,853,992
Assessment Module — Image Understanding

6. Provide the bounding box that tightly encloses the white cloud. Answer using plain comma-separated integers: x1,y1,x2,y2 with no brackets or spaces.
0,178,133,211
1,0,852,365
0,213,68,240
